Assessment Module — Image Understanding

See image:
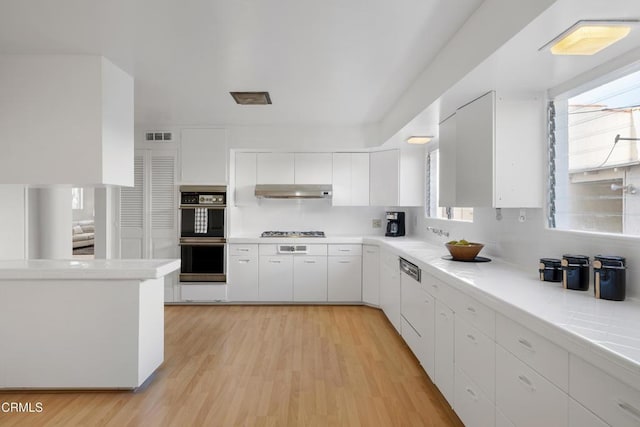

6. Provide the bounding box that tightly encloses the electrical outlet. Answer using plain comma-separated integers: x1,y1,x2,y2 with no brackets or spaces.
519,209,526,222
372,219,382,228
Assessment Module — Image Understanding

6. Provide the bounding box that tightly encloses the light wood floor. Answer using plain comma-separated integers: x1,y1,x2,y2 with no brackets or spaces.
1,305,463,426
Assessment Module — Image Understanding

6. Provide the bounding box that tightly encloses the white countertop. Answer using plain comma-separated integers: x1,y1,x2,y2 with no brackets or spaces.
0,259,181,280
360,236,640,383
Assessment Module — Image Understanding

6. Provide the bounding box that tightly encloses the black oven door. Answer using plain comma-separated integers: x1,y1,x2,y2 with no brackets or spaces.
180,207,225,238
180,241,226,282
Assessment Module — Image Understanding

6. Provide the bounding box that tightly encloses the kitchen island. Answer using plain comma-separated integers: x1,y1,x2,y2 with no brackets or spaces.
0,258,180,390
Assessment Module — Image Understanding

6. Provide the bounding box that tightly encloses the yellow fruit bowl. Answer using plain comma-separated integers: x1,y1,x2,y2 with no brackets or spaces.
445,242,484,261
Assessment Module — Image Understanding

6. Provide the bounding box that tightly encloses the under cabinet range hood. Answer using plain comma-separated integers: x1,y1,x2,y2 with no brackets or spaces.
254,184,332,199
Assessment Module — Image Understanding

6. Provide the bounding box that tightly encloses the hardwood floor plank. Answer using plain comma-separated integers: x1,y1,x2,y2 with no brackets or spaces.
0,305,462,426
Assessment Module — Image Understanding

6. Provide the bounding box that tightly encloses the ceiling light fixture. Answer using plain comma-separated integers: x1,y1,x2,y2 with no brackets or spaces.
406,136,433,144
541,20,636,56
230,91,272,105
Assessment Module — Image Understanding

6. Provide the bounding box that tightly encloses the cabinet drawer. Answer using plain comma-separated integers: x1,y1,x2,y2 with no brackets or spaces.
496,313,568,391
569,398,608,427
570,355,640,427
452,291,495,339
181,284,227,302
229,244,258,256
422,275,453,307
454,367,495,427
496,345,568,427
328,244,362,256
401,317,423,364
455,317,495,400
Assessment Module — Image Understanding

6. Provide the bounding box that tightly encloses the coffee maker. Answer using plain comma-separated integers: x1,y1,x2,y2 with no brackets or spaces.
385,211,405,237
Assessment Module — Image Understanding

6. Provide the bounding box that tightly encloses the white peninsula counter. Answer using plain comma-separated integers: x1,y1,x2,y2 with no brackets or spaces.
0,258,180,390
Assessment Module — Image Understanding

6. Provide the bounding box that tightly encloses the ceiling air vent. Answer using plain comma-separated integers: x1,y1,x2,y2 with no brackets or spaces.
230,91,272,105
145,131,173,142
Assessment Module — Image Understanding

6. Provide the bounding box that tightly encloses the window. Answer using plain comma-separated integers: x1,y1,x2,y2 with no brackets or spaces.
425,149,473,221
71,188,83,210
550,68,640,235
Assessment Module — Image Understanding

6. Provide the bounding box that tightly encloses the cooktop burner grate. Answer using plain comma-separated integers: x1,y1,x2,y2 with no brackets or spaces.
261,231,326,238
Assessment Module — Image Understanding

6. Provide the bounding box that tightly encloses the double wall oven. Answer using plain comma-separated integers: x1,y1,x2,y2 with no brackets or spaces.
179,186,226,282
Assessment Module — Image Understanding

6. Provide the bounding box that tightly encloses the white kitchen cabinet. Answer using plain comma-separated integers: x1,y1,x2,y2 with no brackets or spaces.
370,150,398,206
496,345,568,427
234,152,257,206
400,270,435,378
370,147,423,207
327,255,362,302
227,244,259,301
434,300,455,406
570,355,640,427
180,128,228,184
362,245,380,305
256,153,295,184
569,398,608,427
294,153,332,184
332,153,370,206
259,254,293,301
180,284,227,302
448,90,543,208
293,256,328,301
454,367,495,427
455,316,495,400
438,113,457,208
379,249,401,333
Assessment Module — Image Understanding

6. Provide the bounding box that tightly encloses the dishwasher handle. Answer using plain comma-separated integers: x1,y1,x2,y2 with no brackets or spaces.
399,258,421,282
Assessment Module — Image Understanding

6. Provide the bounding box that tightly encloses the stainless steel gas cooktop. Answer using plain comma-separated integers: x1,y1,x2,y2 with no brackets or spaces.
261,231,326,238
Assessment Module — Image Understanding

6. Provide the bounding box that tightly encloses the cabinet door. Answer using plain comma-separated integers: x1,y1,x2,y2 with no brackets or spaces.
256,153,294,184
370,150,399,206
234,152,257,206
455,91,494,207
331,153,351,206
362,245,380,305
180,128,227,184
228,256,259,301
569,398,608,427
351,153,370,206
434,300,455,405
379,250,401,333
438,114,457,207
398,145,425,207
455,316,495,399
259,255,293,301
496,345,568,427
293,256,328,301
454,367,495,427
327,256,362,302
294,153,332,184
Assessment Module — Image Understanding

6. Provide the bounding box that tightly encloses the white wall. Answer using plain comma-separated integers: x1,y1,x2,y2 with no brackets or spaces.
0,185,26,259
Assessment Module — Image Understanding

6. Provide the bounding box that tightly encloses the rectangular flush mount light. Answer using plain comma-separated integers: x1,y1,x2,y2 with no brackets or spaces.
543,20,635,55
230,91,272,105
406,136,433,144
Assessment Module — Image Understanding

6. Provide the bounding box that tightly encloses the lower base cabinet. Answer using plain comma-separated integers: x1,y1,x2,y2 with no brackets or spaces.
259,255,293,301
454,367,495,427
496,345,568,427
294,256,327,301
228,255,259,301
328,256,362,301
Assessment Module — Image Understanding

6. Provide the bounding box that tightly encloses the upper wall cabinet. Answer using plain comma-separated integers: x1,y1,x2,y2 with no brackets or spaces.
332,153,370,206
235,152,257,206
256,152,332,185
0,55,133,186
370,147,423,207
442,91,543,208
180,128,228,185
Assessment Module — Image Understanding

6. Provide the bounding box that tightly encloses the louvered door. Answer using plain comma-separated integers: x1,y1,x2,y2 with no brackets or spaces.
120,154,145,258
150,153,177,259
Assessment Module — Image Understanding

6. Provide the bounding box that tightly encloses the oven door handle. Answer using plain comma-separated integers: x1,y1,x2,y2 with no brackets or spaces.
180,239,226,246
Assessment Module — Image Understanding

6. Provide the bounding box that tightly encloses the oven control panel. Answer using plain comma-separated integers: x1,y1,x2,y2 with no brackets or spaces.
180,192,225,206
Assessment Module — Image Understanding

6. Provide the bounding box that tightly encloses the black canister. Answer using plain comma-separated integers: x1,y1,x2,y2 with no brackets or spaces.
561,255,590,291
593,255,626,301
539,258,562,282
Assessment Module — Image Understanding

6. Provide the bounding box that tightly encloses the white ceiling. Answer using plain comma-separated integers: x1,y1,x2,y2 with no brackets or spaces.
0,0,483,127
